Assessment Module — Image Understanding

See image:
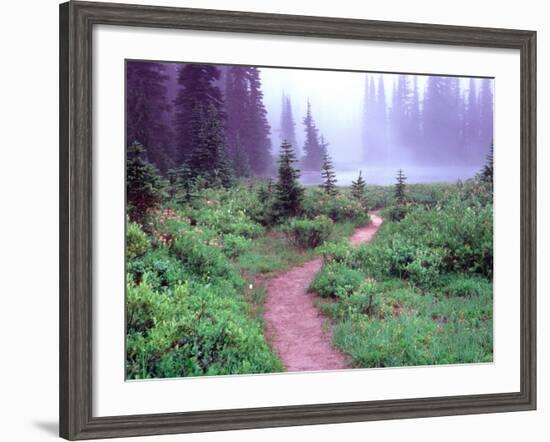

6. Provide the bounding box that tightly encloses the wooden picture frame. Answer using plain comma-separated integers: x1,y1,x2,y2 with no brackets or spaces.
59,1,536,439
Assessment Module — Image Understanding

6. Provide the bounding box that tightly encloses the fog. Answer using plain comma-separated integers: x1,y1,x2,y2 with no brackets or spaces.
126,61,493,185
259,67,493,185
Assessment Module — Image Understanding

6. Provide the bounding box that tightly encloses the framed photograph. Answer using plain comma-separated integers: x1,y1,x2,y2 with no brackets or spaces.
59,1,536,439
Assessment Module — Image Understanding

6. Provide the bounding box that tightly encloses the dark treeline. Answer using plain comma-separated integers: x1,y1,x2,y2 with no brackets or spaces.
127,61,333,183
126,62,273,182
127,61,493,185
126,62,174,172
280,93,299,158
363,73,493,166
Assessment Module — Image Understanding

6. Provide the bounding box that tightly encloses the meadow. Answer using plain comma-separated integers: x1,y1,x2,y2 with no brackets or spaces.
126,147,493,378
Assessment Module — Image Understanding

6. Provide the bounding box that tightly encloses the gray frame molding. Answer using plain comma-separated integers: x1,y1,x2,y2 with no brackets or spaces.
59,1,536,439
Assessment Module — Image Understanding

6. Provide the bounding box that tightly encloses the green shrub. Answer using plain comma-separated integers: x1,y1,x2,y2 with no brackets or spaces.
364,197,493,284
126,221,150,260
319,241,354,265
126,143,165,223
125,179,494,376
221,234,252,259
171,232,234,281
284,215,333,249
333,306,492,368
382,204,410,222
402,247,445,288
126,278,282,379
443,275,492,298
309,262,364,298
302,189,370,225
341,280,383,318
194,205,264,239
128,249,186,290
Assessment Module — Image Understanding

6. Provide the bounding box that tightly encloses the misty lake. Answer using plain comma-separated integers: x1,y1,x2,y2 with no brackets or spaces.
300,165,480,186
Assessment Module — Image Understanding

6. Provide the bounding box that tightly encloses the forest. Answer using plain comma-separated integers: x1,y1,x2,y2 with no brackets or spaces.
125,61,494,379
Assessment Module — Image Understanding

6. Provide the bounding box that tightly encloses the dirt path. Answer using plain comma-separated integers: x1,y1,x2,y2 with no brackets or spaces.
350,212,383,246
264,212,383,372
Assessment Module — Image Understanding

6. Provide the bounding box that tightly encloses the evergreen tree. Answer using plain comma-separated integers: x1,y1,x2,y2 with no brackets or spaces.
126,142,164,222
464,78,480,159
224,66,250,170
275,140,304,218
410,75,422,148
422,75,465,163
173,64,224,165
448,76,462,151
167,164,196,203
390,75,406,149
390,75,422,153
246,67,272,175
479,143,494,187
363,74,390,165
376,75,389,153
204,104,233,187
362,74,373,162
319,148,337,195
126,61,173,172
257,181,270,202
478,79,494,164
351,170,367,202
232,136,251,178
187,103,233,187
280,93,298,156
301,100,324,170
223,66,272,176
394,169,407,205
320,135,329,157
422,76,449,161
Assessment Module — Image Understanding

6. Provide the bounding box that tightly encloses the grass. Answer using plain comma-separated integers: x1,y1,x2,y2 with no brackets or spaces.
309,180,494,368
236,219,368,277
328,278,493,368
237,233,317,275
126,174,493,376
328,221,358,242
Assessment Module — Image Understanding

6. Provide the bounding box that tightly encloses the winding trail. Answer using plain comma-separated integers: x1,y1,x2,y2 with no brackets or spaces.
264,213,383,372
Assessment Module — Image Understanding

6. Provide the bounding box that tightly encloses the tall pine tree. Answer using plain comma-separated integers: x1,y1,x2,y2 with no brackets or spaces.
394,169,407,205
320,148,337,195
224,66,272,176
422,75,465,163
126,61,173,172
410,75,422,148
224,66,250,171
351,170,367,202
464,78,480,160
362,74,374,162
301,100,324,171
126,142,164,222
173,64,224,165
187,102,232,187
246,67,272,175
478,79,494,166
280,93,298,156
275,140,304,218
479,142,494,188
363,74,390,165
